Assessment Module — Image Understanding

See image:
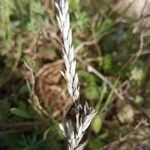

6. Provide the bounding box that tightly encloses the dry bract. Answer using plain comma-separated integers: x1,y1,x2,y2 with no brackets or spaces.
34,60,73,119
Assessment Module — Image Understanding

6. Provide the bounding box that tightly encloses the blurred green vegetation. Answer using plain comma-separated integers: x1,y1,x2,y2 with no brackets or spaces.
0,0,150,149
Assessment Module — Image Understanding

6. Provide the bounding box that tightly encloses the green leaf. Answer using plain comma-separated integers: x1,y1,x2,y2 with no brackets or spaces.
84,85,100,100
79,71,97,84
131,67,144,83
43,128,51,141
89,137,102,150
79,71,100,100
91,115,102,134
32,1,44,15
10,108,31,119
102,55,112,73
69,0,80,12
98,18,112,34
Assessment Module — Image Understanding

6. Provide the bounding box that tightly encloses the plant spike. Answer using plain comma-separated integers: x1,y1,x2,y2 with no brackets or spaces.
55,0,96,149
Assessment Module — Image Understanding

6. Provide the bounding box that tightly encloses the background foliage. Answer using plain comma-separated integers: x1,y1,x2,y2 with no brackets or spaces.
0,0,150,149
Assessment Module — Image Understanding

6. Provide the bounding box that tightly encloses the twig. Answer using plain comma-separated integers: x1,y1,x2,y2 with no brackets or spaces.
102,121,150,150
77,56,124,101
134,31,144,61
24,60,49,117
0,120,49,133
